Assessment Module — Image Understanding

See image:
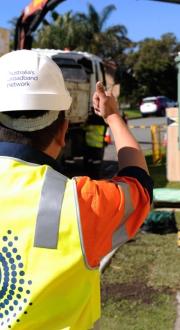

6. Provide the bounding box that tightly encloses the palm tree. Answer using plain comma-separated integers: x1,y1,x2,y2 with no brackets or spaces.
35,10,82,50
34,3,131,61
75,4,116,34
74,3,131,59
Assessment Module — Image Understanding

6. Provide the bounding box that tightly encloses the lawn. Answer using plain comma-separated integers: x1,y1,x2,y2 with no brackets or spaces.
123,108,142,120
101,153,180,329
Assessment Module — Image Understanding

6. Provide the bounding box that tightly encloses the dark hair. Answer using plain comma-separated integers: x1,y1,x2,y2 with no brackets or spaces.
0,110,66,151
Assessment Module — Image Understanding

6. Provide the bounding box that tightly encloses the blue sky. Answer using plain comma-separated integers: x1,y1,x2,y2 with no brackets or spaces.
1,0,180,42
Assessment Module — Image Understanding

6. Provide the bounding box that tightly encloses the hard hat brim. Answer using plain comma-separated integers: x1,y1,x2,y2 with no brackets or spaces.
0,92,72,112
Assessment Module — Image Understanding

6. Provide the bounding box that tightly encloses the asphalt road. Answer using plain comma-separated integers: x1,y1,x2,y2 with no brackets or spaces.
104,114,166,155
103,115,167,178
129,116,167,150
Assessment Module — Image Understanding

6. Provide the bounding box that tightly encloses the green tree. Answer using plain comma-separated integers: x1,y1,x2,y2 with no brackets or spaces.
120,33,180,106
8,17,18,50
74,3,130,59
35,10,82,50
34,3,131,61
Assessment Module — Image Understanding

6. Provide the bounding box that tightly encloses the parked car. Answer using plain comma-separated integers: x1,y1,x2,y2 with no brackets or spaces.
140,96,177,117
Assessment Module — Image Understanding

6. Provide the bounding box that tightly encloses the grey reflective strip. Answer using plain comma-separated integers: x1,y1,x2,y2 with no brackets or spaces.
112,224,128,249
34,167,67,249
72,178,99,270
100,247,119,272
112,182,134,249
72,179,91,270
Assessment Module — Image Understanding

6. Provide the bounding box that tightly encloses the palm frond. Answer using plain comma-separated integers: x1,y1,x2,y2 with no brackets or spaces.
100,4,116,30
106,25,128,37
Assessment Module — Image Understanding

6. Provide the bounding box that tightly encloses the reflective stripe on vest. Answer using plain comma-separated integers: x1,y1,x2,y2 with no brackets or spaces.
85,125,105,148
34,167,67,249
112,182,134,249
0,158,100,330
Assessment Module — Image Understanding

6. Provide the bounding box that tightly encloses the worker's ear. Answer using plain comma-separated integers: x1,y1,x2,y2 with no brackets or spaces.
55,119,69,147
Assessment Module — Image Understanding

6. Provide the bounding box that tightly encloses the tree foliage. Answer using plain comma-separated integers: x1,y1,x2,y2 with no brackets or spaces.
34,10,83,50
73,4,130,58
9,3,180,107
34,3,131,61
8,17,18,50
119,33,180,106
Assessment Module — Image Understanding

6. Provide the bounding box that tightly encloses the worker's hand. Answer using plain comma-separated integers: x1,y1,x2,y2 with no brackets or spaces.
93,81,119,120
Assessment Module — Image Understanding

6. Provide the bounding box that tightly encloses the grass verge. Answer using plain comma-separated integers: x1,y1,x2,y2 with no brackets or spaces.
123,109,142,119
101,153,180,329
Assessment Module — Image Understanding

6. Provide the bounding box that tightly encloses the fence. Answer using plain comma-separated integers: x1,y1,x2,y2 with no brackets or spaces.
128,124,167,165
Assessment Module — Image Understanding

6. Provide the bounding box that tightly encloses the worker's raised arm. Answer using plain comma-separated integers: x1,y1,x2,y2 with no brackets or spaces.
93,81,149,173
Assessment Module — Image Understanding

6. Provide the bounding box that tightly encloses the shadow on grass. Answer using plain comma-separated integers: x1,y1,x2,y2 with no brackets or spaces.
146,154,167,188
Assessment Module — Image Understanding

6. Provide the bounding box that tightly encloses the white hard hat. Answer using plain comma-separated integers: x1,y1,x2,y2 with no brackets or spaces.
0,50,72,131
0,50,72,112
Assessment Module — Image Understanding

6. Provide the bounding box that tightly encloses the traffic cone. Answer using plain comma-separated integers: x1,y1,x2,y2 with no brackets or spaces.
104,127,112,144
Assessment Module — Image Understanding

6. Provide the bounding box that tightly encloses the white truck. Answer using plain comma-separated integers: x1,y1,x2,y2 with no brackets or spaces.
33,49,107,165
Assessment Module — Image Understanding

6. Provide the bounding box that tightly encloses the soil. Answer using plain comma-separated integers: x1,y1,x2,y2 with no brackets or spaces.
101,281,173,305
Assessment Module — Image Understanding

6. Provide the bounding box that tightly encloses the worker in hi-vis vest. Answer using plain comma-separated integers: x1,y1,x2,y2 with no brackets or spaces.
84,113,107,178
0,50,153,330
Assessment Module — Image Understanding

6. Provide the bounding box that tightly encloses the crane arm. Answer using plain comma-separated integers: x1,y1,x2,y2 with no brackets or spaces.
14,0,66,50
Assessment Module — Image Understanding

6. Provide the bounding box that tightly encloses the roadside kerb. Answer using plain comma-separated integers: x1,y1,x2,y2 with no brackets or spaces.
128,124,167,129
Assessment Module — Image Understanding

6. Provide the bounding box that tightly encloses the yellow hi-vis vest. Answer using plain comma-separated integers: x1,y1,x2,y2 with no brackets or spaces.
0,157,100,330
85,125,105,148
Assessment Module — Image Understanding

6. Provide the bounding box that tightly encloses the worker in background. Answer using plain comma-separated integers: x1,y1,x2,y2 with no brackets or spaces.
83,107,128,179
84,113,107,178
0,50,153,330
